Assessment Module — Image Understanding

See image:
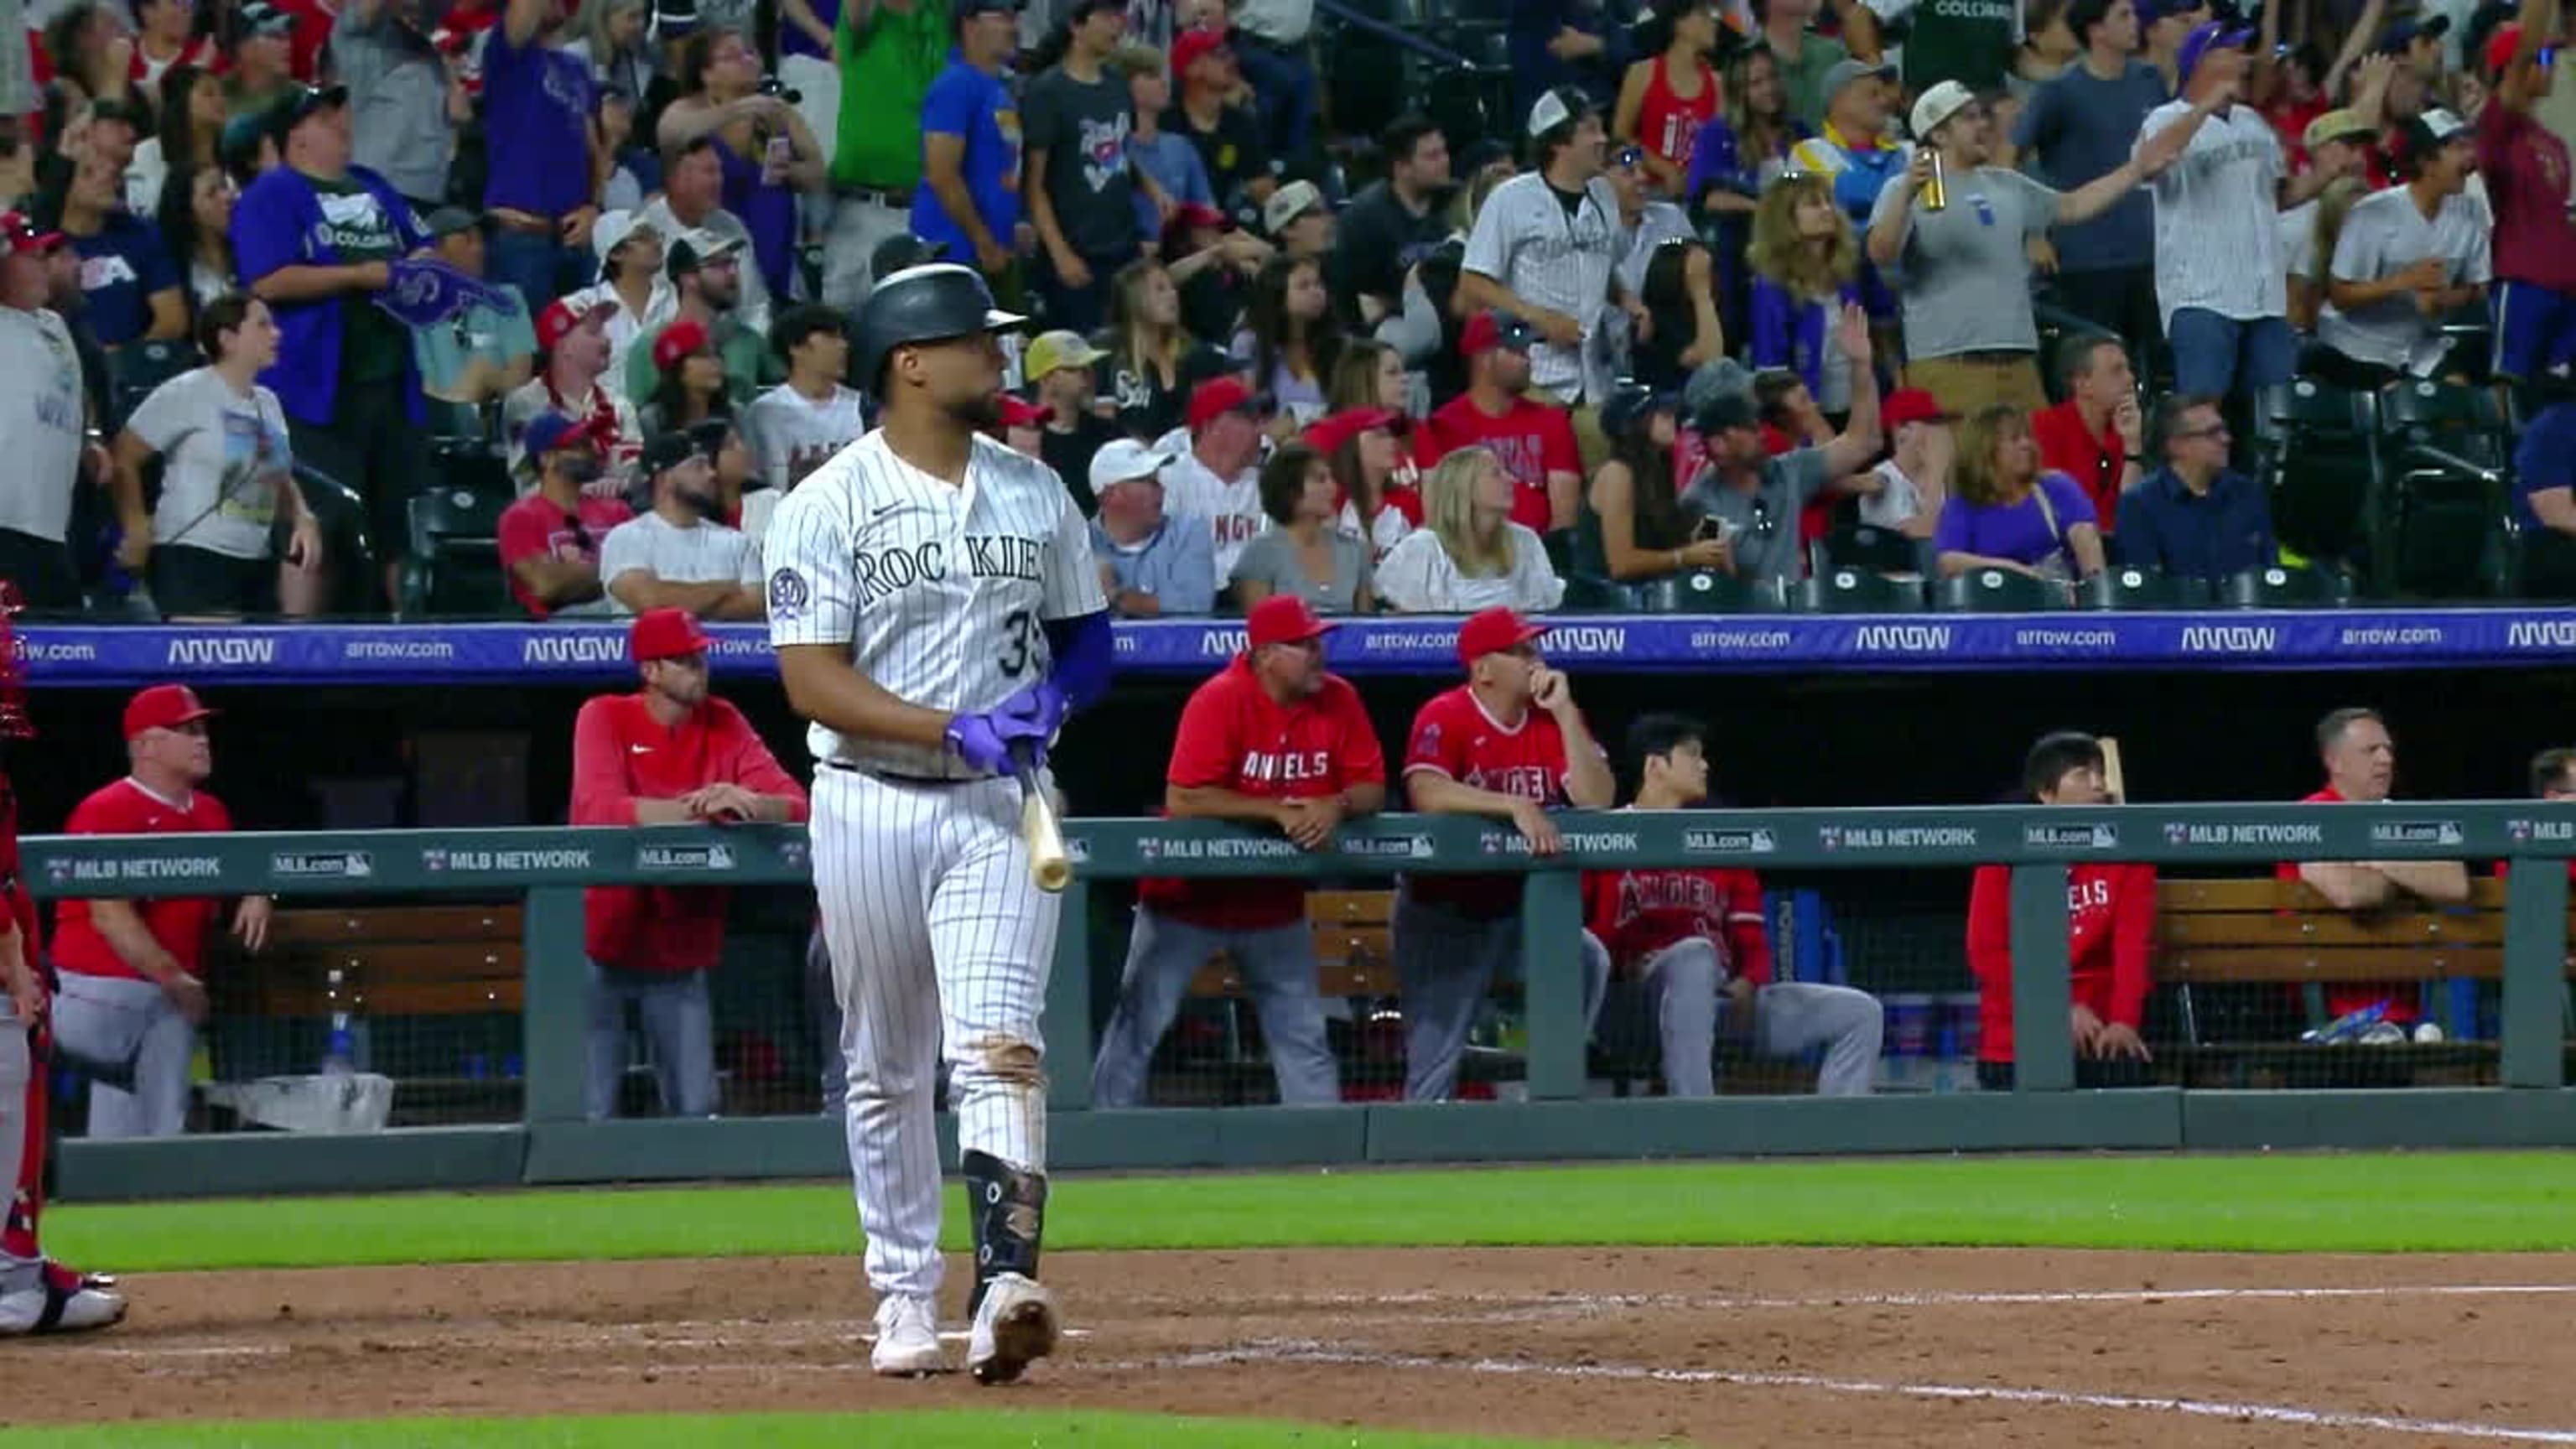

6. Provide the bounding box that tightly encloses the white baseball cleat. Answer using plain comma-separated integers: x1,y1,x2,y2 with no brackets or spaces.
968,1272,1059,1385
869,1294,945,1377
0,1280,127,1336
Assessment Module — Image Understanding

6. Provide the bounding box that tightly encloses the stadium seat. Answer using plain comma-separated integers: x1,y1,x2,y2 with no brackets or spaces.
400,486,512,618
110,340,200,422
428,437,517,504
2376,381,2509,599
293,465,378,617
2082,565,2201,610
1798,567,1924,612
1561,575,1640,611
2222,564,2347,608
1815,524,1920,578
1935,569,2063,612
2253,380,2382,579
2381,379,2507,470
1633,570,1785,613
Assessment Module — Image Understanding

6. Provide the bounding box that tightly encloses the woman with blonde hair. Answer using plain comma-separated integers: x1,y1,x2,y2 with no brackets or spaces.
1098,259,1233,439
1375,446,1566,612
1932,404,2103,582
1746,172,1889,418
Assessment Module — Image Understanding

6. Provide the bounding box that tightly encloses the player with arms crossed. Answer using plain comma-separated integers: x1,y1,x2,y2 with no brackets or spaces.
764,263,1111,1384
1396,607,1615,1102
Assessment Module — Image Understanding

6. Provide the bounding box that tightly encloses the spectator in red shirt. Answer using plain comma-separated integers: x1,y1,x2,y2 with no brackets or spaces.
1583,714,1881,1097
48,685,269,1139
1966,730,2155,1090
2277,707,2470,1026
2028,334,2142,532
1416,310,1583,536
500,412,635,619
1395,607,1615,1100
2479,10,2576,394
1089,595,1386,1109
569,609,808,1119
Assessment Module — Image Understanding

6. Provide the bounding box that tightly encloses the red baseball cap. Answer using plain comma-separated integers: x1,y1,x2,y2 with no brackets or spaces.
1458,309,1537,360
1456,607,1546,665
630,607,709,662
1882,387,1950,429
2485,23,2530,76
1171,25,1232,79
123,683,216,740
1247,594,1335,651
537,296,615,351
997,393,1048,428
1164,201,1228,239
1303,407,1402,456
1187,375,1268,432
651,317,712,374
0,210,65,257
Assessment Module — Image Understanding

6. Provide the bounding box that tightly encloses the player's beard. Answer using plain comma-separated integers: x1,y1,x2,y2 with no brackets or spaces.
949,388,1004,432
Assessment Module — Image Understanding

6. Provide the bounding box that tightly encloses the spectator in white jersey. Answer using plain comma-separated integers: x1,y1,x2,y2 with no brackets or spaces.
600,428,766,618
1457,87,1632,460
1158,375,1275,579
2139,23,2343,404
744,304,865,499
1090,436,1216,616
2308,108,2490,389
0,210,90,610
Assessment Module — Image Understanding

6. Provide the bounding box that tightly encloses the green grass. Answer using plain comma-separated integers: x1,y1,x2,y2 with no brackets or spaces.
0,1411,1629,1448
48,1152,2576,1272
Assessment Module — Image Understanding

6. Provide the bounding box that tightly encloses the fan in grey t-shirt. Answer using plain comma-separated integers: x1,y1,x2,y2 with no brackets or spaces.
1228,523,1372,613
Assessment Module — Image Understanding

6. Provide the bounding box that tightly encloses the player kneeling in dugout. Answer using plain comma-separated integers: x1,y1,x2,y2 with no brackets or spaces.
570,608,809,1119
1582,714,1883,1097
1090,595,1387,1109
1394,608,1615,1102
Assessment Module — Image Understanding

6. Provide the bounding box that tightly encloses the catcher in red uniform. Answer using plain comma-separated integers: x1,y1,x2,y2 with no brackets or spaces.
0,588,127,1336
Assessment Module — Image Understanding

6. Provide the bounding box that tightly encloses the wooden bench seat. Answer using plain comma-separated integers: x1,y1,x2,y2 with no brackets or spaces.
2154,877,2523,988
254,904,525,1017
1186,889,1398,1001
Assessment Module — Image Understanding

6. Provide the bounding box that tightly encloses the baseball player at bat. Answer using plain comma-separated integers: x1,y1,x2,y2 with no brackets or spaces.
1090,595,1386,1109
0,593,126,1337
1395,608,1614,1102
766,263,1110,1384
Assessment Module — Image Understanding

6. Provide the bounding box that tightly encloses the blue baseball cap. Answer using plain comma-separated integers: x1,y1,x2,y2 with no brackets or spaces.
522,411,606,463
2133,0,2209,24
2177,21,2256,86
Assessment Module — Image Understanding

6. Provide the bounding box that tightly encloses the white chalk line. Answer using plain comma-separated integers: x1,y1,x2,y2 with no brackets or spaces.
1117,1281,2576,1315
1128,1339,2576,1446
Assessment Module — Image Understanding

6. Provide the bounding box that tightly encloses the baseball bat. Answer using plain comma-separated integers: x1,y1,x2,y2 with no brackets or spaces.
1010,741,1072,894
2101,735,2127,803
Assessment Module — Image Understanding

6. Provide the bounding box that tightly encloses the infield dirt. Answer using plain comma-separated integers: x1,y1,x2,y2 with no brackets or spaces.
8,1247,2571,1445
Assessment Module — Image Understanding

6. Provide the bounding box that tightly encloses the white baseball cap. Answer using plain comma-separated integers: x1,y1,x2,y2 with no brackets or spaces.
1909,80,1978,142
1087,438,1176,498
1527,88,1579,139
1262,179,1326,237
592,210,658,264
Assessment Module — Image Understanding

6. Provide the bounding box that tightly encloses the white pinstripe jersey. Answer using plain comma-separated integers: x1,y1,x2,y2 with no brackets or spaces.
764,428,1108,778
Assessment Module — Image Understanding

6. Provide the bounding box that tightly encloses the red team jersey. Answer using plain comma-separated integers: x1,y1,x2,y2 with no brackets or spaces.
1139,657,1387,931
52,779,233,981
1583,862,1773,984
569,693,810,973
2275,785,2423,1021
1415,395,1578,535
1400,685,1592,915
1966,861,2156,1065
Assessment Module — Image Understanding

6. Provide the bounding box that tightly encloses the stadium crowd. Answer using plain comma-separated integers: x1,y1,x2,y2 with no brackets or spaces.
0,0,2569,622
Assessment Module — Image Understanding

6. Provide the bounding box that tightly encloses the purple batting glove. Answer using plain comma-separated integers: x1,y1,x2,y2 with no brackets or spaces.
997,679,1069,738
946,702,1054,773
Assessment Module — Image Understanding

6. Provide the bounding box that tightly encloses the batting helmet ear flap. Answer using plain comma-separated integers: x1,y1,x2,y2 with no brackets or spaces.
853,262,1030,398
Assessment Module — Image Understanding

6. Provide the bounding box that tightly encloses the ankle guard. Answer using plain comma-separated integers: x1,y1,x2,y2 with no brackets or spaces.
963,1149,1047,1316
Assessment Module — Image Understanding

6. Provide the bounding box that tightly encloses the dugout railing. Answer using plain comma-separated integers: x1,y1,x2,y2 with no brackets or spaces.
27,802,2576,1201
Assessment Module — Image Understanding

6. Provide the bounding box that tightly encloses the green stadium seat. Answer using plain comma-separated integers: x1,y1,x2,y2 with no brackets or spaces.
2253,379,2382,579
400,486,512,618
2381,378,2506,470
2378,382,2509,600
1560,576,1642,611
1935,568,2064,612
110,340,200,422
2082,565,2201,610
1798,567,1924,613
1633,569,1784,613
1815,525,1919,578
2222,564,2346,608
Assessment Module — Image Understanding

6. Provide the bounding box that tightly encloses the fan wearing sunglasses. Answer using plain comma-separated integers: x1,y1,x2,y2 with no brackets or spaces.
498,410,636,619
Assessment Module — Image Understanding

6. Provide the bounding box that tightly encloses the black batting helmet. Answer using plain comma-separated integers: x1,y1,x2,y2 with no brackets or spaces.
853,262,1027,395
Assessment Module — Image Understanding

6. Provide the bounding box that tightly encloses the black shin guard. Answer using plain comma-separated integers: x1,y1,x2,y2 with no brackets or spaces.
962,1149,1047,1317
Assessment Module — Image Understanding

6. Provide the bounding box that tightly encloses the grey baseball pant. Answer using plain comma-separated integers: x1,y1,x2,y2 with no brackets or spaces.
585,961,719,1119
1392,886,1609,1102
1091,908,1340,1109
49,972,192,1138
1629,938,1883,1097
